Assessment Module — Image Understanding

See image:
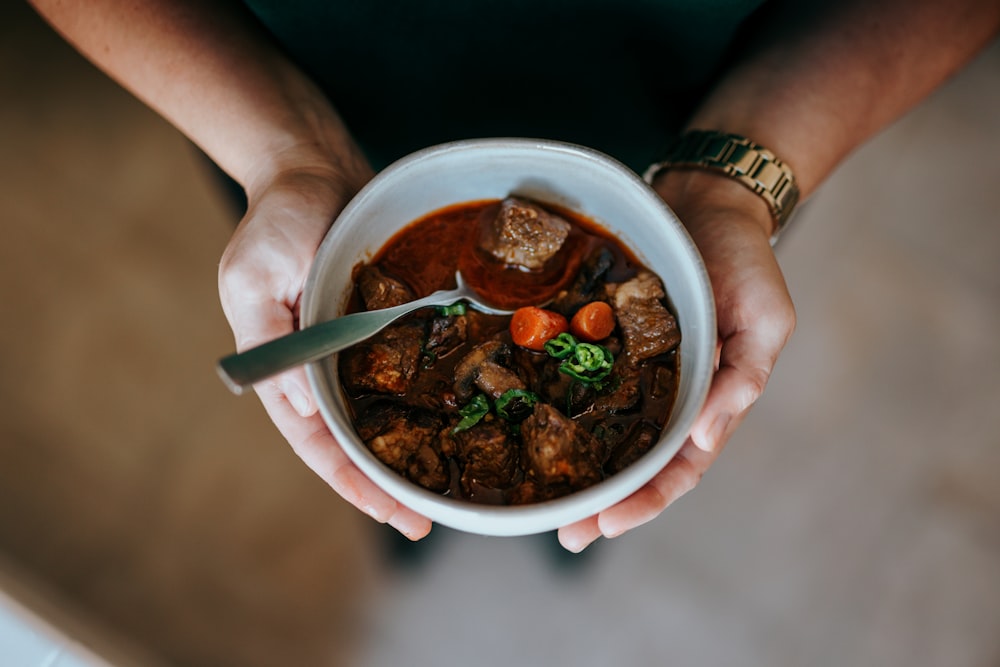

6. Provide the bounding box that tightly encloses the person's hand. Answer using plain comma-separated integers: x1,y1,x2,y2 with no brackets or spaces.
558,169,796,551
217,159,434,540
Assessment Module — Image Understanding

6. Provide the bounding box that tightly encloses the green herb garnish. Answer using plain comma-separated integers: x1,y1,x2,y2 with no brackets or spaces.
451,393,490,433
544,333,615,387
561,342,614,384
436,302,467,317
543,332,578,359
495,388,540,423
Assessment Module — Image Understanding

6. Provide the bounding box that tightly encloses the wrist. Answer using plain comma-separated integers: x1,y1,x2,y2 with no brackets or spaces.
650,168,777,244
240,118,375,214
644,130,800,244
248,142,372,200
235,71,374,203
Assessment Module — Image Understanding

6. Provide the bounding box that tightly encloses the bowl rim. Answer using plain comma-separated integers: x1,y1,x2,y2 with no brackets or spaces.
302,137,716,536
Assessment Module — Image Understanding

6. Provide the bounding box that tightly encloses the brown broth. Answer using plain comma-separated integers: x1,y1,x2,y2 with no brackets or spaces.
369,199,643,306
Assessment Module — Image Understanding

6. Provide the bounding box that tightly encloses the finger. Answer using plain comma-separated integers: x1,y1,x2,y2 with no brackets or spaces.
690,304,791,452
688,363,761,454
557,516,602,553
256,382,433,540
595,441,716,538
218,215,316,415
224,280,317,416
276,367,316,417
246,326,319,418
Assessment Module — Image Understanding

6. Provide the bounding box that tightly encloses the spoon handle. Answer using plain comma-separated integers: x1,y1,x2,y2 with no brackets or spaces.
217,288,461,394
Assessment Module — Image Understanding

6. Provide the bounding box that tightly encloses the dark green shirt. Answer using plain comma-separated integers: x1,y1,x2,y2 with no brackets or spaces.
243,0,766,172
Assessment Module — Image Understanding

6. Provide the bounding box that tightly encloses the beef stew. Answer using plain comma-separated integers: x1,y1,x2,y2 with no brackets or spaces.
338,197,681,505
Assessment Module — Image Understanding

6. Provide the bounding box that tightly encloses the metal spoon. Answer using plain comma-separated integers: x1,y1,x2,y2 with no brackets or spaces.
217,272,513,395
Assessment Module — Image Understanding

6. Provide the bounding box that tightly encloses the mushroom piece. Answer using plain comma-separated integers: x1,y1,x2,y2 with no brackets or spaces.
453,339,526,402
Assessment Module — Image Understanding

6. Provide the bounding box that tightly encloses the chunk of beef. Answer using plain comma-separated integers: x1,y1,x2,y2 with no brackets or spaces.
592,354,642,414
450,420,518,499
425,314,467,359
648,363,676,400
453,339,525,401
479,197,571,270
339,320,424,395
357,264,414,310
550,245,615,315
612,270,681,362
355,403,449,492
400,366,457,412
520,403,603,490
605,420,660,474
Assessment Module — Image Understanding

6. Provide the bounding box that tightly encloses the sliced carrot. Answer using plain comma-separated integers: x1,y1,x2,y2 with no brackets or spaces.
569,301,616,342
510,306,569,351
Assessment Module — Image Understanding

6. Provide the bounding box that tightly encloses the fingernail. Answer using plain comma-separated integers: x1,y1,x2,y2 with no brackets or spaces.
389,514,432,541
600,518,627,539
284,382,311,417
561,536,593,553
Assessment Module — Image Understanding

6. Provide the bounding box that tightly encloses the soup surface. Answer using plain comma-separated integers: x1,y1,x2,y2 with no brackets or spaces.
338,197,681,505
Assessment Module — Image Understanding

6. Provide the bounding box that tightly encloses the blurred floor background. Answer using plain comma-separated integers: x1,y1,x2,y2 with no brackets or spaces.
2,3,999,666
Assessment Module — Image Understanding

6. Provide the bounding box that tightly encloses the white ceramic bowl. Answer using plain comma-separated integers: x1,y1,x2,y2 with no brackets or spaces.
302,138,715,537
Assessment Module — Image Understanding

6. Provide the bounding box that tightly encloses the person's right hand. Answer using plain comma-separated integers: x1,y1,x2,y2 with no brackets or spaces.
217,158,435,540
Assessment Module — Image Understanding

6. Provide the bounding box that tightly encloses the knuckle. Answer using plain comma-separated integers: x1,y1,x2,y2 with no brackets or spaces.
740,367,769,407
672,452,704,496
651,451,702,503
776,298,797,341
755,297,796,347
218,250,260,298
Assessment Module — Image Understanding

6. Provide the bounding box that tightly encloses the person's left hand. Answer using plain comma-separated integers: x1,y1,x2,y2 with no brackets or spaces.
557,171,796,551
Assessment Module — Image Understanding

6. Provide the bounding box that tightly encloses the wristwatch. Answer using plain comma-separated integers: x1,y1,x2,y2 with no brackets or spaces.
643,130,800,245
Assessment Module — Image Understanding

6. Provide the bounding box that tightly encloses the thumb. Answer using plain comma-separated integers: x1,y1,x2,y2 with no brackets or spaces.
226,287,318,418
265,367,317,418
689,301,793,452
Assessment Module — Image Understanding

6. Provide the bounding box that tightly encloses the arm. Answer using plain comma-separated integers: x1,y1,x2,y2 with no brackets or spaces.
559,0,1000,550
29,0,362,190
690,0,1000,199
29,0,432,539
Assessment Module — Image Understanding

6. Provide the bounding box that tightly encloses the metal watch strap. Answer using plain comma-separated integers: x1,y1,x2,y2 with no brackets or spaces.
643,130,800,244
